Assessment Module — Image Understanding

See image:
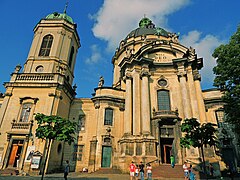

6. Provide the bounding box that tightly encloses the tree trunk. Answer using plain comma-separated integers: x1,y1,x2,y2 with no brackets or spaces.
200,145,208,180
41,139,51,180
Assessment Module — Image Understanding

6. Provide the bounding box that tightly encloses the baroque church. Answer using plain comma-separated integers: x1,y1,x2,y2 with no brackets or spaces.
0,9,238,175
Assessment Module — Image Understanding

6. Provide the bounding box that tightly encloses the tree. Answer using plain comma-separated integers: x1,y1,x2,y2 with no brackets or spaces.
180,118,218,178
212,26,240,143
35,113,77,180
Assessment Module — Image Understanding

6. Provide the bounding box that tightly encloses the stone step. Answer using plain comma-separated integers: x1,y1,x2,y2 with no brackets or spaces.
0,168,19,176
152,164,200,179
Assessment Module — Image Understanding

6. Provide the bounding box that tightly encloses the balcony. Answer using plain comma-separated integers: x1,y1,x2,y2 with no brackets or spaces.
15,73,55,82
11,120,33,131
152,110,179,120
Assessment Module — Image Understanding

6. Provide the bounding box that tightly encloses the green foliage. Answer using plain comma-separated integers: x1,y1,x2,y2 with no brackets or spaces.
213,26,240,142
180,118,218,148
35,113,77,145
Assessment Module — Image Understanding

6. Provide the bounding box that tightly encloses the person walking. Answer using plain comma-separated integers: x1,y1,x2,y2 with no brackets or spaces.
170,155,175,168
139,161,145,180
129,161,136,180
146,163,152,180
183,161,189,180
189,164,196,180
135,164,139,178
64,160,70,180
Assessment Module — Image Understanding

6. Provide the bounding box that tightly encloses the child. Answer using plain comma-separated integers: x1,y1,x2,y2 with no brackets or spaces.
135,164,139,178
146,163,152,180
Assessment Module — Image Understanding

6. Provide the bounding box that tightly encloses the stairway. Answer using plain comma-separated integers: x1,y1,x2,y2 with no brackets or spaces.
152,164,200,179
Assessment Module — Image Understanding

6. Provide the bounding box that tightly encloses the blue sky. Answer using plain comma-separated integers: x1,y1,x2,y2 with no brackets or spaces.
0,0,239,98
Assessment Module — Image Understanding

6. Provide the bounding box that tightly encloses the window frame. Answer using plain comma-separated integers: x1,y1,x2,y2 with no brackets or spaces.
73,145,84,161
68,46,74,68
104,108,113,126
19,103,33,122
215,109,225,128
157,90,171,111
38,34,53,57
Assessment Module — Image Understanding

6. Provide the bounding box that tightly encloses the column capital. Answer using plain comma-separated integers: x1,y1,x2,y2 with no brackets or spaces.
177,71,187,78
140,70,151,78
123,70,132,81
193,70,201,81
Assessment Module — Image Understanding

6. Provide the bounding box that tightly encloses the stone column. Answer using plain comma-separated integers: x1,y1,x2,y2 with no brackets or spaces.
187,69,199,120
123,70,132,135
193,70,207,123
132,69,141,135
141,65,151,135
177,64,192,118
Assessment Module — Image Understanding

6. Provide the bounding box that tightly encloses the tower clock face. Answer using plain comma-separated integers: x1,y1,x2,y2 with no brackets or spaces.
158,79,167,86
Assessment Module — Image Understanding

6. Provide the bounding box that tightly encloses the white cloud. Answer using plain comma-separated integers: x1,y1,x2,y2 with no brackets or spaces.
85,44,102,64
92,0,190,51
180,31,223,88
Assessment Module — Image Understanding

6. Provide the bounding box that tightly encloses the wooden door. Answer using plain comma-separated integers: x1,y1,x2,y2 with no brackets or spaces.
8,144,18,166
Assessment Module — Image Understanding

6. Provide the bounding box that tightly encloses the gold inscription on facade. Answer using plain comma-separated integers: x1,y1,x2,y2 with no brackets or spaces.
154,53,170,63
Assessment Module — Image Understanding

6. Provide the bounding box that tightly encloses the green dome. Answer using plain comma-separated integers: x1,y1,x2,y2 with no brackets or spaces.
125,17,169,40
46,12,74,24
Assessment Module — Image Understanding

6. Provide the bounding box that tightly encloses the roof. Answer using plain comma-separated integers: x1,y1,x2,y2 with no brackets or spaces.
45,12,74,24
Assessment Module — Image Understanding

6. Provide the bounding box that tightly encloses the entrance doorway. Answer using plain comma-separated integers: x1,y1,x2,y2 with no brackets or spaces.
160,138,173,164
8,140,24,167
101,146,112,167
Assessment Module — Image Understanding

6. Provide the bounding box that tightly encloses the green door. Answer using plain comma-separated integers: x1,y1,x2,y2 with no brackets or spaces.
101,146,112,167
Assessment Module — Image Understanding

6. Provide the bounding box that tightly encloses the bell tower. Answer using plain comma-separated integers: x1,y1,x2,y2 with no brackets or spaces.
24,10,80,86
0,8,80,173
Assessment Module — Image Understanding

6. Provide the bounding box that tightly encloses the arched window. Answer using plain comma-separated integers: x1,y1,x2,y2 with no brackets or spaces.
38,34,53,56
20,103,32,122
104,108,113,126
68,46,74,68
157,90,170,111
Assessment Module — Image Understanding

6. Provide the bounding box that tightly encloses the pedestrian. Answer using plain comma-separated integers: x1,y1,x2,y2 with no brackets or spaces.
64,160,70,180
135,164,139,178
146,163,152,180
170,155,175,168
189,164,196,180
183,161,189,180
129,161,136,180
209,163,214,176
139,161,145,180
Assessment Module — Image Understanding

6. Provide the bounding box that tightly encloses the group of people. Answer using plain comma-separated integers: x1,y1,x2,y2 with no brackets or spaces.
183,161,196,180
129,161,152,180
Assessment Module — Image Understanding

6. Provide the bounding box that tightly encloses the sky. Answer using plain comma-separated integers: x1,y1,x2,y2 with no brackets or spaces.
0,0,239,98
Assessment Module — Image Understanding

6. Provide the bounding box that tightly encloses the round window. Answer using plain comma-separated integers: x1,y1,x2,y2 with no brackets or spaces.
36,65,44,72
158,79,167,87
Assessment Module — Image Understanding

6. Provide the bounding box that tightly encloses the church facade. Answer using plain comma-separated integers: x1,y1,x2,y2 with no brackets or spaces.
0,10,237,174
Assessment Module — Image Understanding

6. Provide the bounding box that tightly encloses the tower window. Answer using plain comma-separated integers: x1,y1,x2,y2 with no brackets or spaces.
104,108,113,126
157,90,170,111
20,103,32,122
39,34,53,56
68,46,74,68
